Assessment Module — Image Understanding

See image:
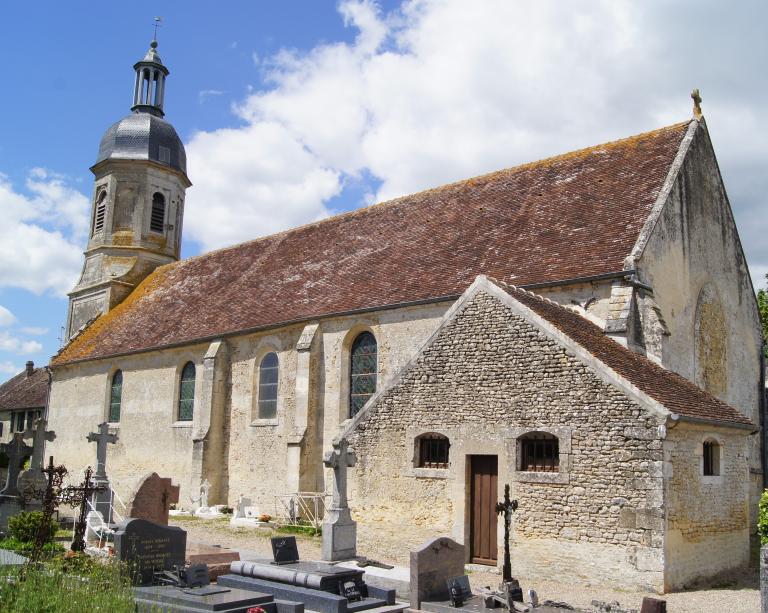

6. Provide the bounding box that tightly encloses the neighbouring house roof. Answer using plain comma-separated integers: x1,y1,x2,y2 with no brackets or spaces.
0,366,49,411
498,280,754,428
53,120,693,366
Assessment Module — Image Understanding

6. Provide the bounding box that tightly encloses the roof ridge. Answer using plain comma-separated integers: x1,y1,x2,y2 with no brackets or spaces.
169,120,694,269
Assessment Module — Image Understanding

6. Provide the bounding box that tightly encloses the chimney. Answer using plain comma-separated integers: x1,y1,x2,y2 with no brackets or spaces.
26,361,34,376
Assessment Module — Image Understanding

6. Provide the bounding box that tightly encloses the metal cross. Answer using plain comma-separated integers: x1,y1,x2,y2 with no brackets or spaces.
23,417,56,472
691,88,702,119
153,16,163,40
495,483,518,583
323,438,356,509
59,466,106,552
23,456,68,561
86,422,118,480
0,433,33,496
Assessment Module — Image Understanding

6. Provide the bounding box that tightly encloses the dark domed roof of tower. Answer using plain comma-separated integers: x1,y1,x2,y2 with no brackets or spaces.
95,112,187,174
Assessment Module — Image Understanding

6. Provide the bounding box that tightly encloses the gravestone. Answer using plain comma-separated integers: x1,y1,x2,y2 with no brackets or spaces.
18,418,56,510
86,422,118,523
272,535,300,565
0,433,33,531
114,517,187,585
127,472,180,525
410,536,465,610
762,545,768,613
235,494,252,519
640,597,667,613
322,437,357,561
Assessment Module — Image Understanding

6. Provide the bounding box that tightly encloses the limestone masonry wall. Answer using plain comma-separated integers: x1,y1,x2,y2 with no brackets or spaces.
348,290,668,591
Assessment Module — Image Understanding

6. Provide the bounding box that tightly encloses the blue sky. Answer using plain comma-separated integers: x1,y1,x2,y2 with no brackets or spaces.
0,1,766,382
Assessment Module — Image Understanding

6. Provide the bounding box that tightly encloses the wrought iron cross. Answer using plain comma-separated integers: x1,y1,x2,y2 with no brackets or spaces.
0,433,33,496
23,456,68,561
323,438,356,509
495,483,518,583
86,422,118,480
23,417,56,472
59,466,105,552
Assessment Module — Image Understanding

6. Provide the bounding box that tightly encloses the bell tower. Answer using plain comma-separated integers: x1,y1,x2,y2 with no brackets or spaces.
66,40,191,340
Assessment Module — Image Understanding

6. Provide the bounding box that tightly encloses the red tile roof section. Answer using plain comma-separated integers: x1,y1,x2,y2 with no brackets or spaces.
499,282,753,427
0,367,49,410
53,121,692,366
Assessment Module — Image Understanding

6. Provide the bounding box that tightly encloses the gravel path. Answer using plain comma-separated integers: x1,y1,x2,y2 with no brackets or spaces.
171,517,759,613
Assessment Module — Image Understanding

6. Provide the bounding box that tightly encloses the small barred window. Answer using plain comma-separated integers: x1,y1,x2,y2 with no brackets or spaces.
703,440,720,476
418,433,450,468
258,353,279,419
519,432,559,472
150,192,166,233
93,190,107,235
178,362,196,421
349,331,377,417
109,370,123,423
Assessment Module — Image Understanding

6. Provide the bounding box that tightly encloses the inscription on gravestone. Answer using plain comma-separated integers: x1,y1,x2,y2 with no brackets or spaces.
114,517,186,585
271,535,300,565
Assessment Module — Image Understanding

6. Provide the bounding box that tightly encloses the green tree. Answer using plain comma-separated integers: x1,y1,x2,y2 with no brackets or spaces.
758,286,768,357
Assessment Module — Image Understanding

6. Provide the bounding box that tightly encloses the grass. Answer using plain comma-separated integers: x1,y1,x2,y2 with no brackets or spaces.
0,555,135,612
276,524,322,537
0,537,65,556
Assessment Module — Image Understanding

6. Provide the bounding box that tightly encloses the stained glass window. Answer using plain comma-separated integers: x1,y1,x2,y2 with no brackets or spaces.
109,370,123,423
258,353,279,419
178,362,196,421
150,192,166,233
349,332,377,417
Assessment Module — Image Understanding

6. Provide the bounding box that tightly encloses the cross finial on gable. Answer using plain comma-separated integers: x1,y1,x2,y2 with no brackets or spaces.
691,89,703,119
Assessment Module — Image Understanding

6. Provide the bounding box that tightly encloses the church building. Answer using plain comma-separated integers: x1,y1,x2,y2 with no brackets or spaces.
44,41,762,592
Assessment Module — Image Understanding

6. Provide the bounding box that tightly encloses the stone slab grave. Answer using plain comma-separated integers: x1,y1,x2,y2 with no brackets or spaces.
133,585,281,613
338,560,410,600
218,536,406,613
187,542,241,581
0,548,29,567
410,536,465,610
127,472,180,526
114,517,187,585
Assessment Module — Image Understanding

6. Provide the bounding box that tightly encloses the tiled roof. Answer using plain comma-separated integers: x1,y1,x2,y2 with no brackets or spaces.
499,282,754,427
0,367,49,411
53,121,693,366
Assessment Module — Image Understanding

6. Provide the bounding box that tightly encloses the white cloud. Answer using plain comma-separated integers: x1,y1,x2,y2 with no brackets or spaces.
19,326,49,336
0,361,20,376
183,0,768,281
198,89,224,103
0,331,43,355
0,305,16,327
0,171,87,296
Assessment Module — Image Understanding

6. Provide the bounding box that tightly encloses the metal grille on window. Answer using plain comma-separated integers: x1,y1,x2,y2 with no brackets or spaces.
150,192,166,233
178,362,196,421
520,432,559,472
419,434,450,468
349,332,377,417
258,353,279,419
109,370,123,423
93,190,107,235
703,440,720,476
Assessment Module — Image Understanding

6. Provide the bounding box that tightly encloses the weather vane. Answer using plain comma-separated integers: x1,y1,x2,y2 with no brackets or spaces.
153,16,163,40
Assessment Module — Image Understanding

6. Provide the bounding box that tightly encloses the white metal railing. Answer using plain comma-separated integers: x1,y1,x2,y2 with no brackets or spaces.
273,492,329,529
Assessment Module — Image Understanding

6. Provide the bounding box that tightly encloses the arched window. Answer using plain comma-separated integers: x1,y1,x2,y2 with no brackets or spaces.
349,331,377,417
703,439,721,476
92,190,107,235
519,432,559,472
178,362,196,421
258,353,279,419
109,370,123,422
417,433,450,468
150,192,166,233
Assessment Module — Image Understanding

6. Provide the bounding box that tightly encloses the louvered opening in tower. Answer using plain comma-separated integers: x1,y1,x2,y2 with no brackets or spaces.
150,192,166,233
93,191,107,235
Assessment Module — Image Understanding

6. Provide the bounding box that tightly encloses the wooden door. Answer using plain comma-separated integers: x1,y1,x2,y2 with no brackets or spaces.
470,455,498,564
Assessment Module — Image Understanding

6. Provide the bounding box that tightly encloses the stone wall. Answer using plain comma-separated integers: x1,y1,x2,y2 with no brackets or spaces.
347,288,669,591
664,422,751,588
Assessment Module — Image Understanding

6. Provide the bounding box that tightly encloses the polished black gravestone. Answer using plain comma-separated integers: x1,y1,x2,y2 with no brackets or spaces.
272,536,300,565
114,517,186,585
133,585,278,613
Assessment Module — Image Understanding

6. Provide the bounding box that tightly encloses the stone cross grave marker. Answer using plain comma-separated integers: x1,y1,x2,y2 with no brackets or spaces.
87,422,118,479
0,433,33,497
22,418,56,472
322,437,357,561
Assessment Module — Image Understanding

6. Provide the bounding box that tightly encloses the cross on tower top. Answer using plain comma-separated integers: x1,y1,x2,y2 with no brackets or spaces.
0,433,33,497
691,89,703,119
86,422,118,480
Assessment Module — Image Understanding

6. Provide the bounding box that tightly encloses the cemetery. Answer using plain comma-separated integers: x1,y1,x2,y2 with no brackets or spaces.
3,420,748,612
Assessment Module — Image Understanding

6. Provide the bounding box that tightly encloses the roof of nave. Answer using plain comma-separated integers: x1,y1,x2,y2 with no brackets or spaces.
0,366,49,411
52,120,694,366
498,280,754,428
